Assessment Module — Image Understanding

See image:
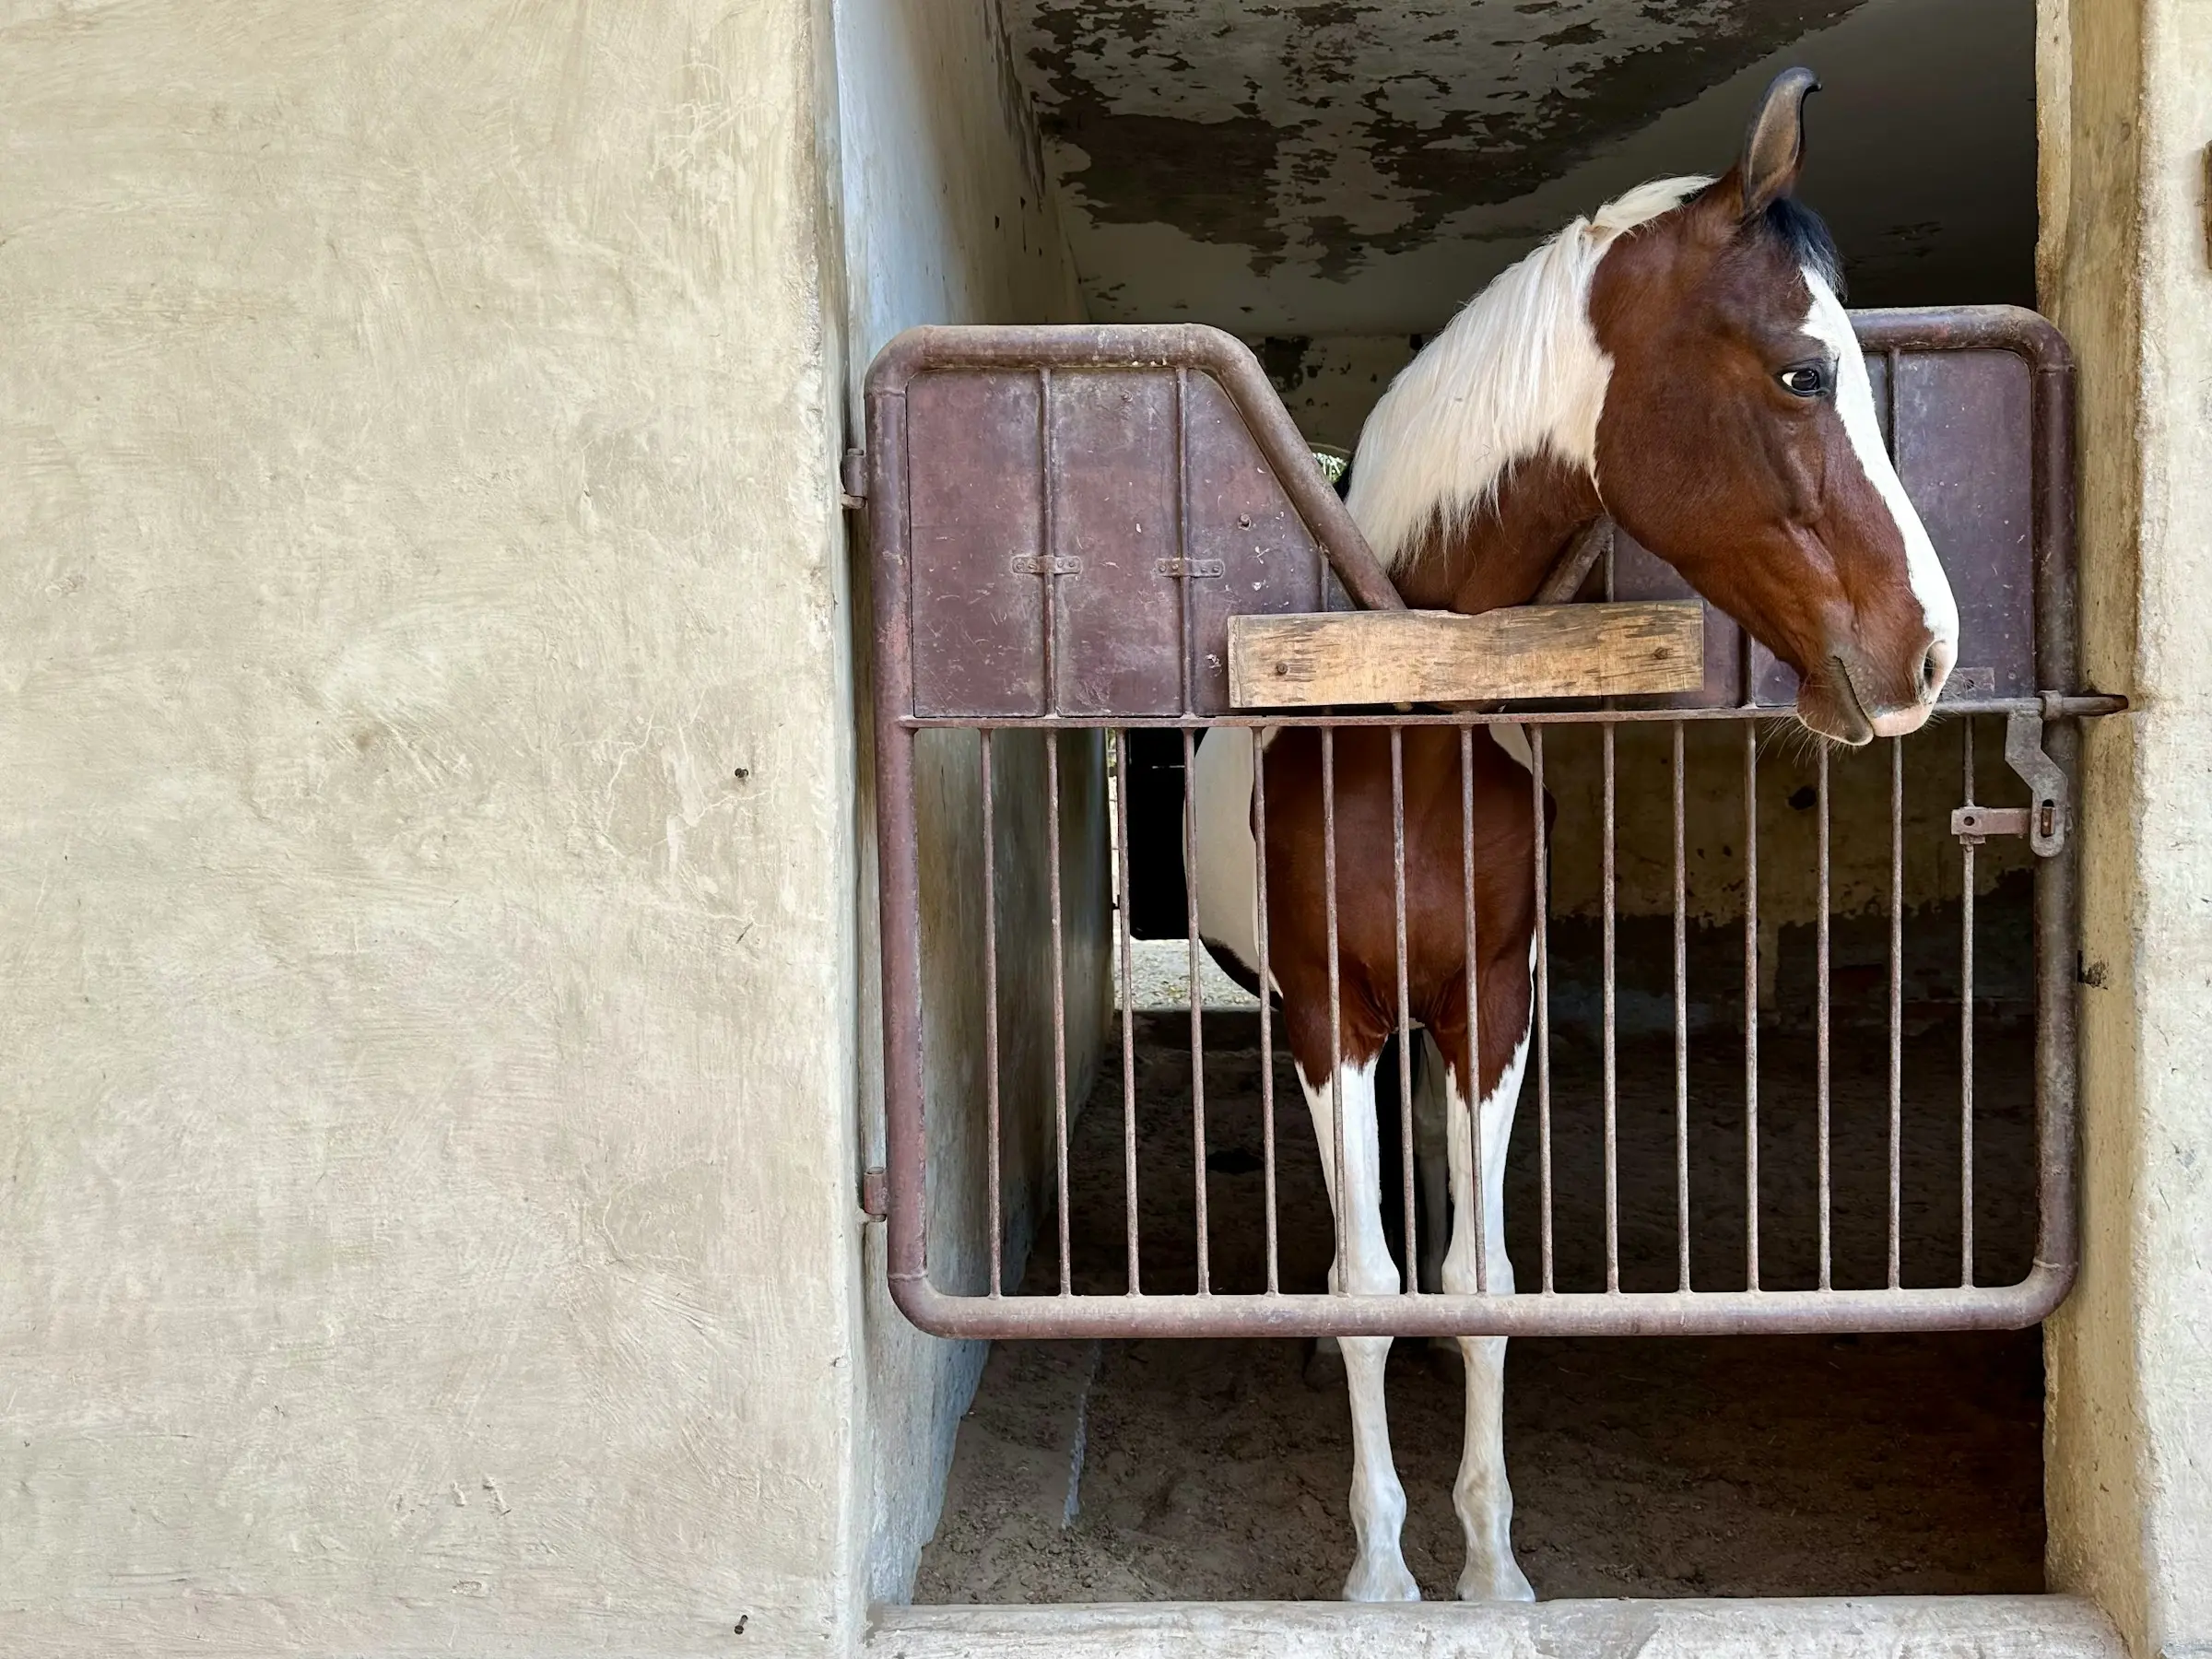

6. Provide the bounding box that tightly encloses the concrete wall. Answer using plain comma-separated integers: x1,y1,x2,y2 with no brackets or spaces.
0,0,1088,1652
829,0,1098,1609
2039,3,2212,1655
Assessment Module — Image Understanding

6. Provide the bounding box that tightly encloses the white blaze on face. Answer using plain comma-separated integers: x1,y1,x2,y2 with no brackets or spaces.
1800,267,1960,723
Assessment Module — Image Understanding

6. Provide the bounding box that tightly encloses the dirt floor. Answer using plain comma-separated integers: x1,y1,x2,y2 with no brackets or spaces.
914,1003,2045,1604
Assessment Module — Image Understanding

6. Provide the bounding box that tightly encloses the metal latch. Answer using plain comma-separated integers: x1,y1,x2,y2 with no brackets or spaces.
1952,805,2030,843
1952,709,2067,856
1011,556,1081,577
1156,558,1225,578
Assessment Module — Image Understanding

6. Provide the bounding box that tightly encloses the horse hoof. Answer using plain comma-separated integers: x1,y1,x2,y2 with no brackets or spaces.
1302,1337,1346,1391
1457,1562,1536,1603
1344,1559,1421,1603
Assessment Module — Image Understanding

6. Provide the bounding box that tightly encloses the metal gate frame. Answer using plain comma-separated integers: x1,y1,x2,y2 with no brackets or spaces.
860,312,2124,1342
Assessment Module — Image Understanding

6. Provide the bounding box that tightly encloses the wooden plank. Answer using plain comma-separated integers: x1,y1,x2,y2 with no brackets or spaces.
1227,601,1705,709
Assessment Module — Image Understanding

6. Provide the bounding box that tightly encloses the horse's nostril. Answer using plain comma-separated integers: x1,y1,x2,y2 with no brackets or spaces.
1919,638,1955,700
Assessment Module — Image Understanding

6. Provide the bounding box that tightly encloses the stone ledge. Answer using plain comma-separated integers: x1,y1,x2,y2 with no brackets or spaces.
868,1594,2123,1658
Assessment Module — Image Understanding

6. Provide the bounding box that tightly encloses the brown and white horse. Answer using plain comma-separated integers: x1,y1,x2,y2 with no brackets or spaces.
1190,69,1959,1602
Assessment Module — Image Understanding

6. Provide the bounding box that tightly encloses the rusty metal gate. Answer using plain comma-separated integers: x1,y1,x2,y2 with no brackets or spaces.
859,312,2120,1342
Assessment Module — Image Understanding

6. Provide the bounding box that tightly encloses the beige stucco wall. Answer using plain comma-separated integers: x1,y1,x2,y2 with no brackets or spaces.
2040,2,2212,1656
0,0,1082,1652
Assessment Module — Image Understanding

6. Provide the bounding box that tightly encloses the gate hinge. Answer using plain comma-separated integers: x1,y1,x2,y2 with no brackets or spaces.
1011,555,1081,577
1156,557,1226,578
860,1166,888,1220
1952,709,2068,855
840,448,866,510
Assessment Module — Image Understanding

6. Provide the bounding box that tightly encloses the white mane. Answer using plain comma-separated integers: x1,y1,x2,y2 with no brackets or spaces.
1346,175,1713,571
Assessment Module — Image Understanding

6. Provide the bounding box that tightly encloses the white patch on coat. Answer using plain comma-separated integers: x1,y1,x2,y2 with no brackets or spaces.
1800,265,1960,709
1189,725,1265,991
1346,176,1712,571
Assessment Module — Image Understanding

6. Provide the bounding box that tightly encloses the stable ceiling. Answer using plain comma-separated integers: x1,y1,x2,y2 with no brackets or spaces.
1006,0,2034,334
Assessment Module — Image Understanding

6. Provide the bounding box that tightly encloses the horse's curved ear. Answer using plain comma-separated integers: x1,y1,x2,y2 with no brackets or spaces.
1738,66,1820,220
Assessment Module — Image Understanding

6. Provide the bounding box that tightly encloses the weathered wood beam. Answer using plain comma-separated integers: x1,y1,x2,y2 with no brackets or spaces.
1227,601,1705,709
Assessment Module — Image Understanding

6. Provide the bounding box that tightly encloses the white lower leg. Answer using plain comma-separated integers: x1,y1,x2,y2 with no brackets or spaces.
1435,1030,1535,1603
1303,1056,1418,1603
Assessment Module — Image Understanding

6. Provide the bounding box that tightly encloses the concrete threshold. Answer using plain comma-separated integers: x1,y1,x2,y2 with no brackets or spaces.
868,1594,2122,1658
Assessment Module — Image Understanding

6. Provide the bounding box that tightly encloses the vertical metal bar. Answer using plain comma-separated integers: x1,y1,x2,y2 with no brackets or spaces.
1532,725,1555,1294
1673,721,1689,1293
1462,724,1487,1295
1393,726,1416,1292
868,385,933,1297
1888,736,1904,1291
2033,342,2081,1305
1173,373,1203,1295
1039,369,1057,711
1047,733,1072,1297
1183,725,1210,1296
1817,742,1832,1291
1324,726,1347,1281
1744,721,1760,1292
1961,719,1977,1288
2037,721,2082,1302
1112,729,1141,1296
982,732,1004,1298
1602,723,1618,1294
1173,368,1193,720
1254,729,1280,1295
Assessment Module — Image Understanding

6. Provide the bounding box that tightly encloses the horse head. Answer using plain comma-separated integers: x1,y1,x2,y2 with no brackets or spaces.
1589,68,1959,742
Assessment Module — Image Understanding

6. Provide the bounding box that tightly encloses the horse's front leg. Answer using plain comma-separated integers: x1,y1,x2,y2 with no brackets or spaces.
1430,1025,1537,1602
1300,1053,1419,1602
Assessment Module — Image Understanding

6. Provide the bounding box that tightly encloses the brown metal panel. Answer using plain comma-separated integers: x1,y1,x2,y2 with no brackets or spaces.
1609,528,1747,707
1046,369,1185,716
1895,348,2038,698
1182,368,1327,713
907,371,1046,717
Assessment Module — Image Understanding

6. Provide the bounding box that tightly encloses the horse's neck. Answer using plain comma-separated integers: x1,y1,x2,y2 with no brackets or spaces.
1389,452,1602,615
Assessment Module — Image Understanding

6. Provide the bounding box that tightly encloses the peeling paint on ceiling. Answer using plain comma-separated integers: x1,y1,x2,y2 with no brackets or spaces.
1020,0,1865,277
1008,0,2035,333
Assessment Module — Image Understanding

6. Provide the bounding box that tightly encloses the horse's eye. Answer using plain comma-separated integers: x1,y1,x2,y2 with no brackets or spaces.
1778,362,1830,398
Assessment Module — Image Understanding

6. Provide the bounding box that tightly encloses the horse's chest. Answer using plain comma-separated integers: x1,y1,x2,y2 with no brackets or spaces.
1186,725,1535,990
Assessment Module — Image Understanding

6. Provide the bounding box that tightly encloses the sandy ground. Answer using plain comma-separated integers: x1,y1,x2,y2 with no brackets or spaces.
914,1005,2043,1603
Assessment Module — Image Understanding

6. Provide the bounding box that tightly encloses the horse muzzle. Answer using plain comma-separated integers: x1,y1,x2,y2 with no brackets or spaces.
1805,640,1948,744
